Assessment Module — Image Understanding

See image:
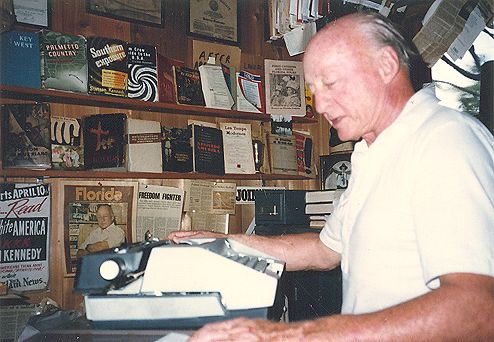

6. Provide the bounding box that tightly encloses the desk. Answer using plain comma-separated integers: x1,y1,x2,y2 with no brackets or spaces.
24,317,194,342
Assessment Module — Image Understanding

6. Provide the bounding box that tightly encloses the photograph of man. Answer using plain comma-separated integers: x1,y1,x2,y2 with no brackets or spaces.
76,204,125,257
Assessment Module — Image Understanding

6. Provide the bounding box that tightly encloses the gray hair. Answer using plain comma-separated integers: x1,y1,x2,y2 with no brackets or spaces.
351,12,416,71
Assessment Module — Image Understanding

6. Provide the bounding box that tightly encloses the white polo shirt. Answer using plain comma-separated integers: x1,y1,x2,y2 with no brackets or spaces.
320,86,494,314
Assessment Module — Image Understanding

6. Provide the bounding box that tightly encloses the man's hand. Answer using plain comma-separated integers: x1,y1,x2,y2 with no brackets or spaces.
166,230,226,244
188,317,302,342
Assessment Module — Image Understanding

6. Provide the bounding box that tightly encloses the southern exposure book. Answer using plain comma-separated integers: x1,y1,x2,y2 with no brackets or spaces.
87,37,128,97
39,30,88,93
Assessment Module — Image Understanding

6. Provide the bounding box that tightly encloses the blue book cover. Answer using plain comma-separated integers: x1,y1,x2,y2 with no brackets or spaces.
0,30,41,88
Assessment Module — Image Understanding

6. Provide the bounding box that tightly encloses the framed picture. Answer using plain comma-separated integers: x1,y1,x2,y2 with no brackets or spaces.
86,0,164,27
187,0,239,45
61,180,138,275
320,152,352,191
13,0,50,28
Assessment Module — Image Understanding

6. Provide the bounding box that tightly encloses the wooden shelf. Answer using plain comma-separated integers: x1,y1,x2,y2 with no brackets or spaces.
0,168,315,181
0,85,318,123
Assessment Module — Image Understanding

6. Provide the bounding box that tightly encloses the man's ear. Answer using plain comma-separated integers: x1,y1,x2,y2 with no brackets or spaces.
378,46,400,84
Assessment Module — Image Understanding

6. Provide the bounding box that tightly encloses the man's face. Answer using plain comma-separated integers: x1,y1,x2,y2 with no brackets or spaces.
96,207,113,229
304,29,384,143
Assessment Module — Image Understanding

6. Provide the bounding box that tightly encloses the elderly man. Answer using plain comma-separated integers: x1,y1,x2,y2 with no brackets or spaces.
169,12,494,341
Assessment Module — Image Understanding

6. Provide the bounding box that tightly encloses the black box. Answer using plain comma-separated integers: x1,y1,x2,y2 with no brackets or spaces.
254,190,308,226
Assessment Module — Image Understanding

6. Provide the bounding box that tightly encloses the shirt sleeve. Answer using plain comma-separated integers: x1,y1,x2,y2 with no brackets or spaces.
319,191,348,254
412,115,494,289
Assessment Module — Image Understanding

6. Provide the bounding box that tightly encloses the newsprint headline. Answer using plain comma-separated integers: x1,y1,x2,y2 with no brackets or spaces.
0,183,50,291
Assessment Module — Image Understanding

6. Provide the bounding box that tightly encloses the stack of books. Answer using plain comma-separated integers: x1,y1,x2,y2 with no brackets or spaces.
305,190,340,229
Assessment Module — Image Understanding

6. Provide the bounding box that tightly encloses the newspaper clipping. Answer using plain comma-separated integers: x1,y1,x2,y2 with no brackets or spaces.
136,184,184,241
183,180,236,233
0,183,50,291
62,180,138,275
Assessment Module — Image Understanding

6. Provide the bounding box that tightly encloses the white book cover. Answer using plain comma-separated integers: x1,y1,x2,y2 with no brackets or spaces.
198,63,234,110
305,202,334,215
305,190,337,203
264,59,305,116
126,118,163,173
220,122,256,174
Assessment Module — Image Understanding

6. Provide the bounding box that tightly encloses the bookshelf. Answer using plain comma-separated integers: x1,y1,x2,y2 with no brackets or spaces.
0,85,317,181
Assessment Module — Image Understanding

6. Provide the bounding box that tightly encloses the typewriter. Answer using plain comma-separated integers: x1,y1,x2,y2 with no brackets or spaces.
74,237,285,329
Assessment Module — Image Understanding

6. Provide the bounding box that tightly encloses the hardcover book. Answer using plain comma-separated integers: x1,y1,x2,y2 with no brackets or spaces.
51,115,84,170
83,113,126,170
157,54,185,103
293,130,314,177
268,133,298,175
0,30,41,88
173,65,205,106
39,30,88,93
87,37,128,97
198,63,234,110
125,118,162,173
219,122,256,174
161,126,193,173
1,103,51,169
190,123,225,175
127,43,158,102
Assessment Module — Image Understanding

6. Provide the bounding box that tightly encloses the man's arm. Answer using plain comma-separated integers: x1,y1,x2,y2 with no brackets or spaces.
167,231,340,272
189,273,494,341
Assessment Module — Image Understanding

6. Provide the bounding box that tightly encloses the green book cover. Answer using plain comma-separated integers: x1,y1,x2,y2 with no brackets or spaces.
40,30,88,93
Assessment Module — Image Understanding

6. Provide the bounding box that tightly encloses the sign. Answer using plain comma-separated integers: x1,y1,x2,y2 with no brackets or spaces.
0,183,50,291
236,186,285,204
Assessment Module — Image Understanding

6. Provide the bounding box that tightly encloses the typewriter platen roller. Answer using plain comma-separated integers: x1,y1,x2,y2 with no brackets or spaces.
74,238,285,329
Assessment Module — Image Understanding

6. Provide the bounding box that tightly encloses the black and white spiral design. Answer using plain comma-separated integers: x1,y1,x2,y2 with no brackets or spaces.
128,65,158,101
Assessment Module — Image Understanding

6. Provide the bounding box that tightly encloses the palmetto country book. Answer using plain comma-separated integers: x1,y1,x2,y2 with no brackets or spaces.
39,29,88,93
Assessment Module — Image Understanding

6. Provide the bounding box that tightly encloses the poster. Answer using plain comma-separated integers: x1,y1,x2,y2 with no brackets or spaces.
0,183,50,291
188,0,238,44
320,153,352,191
61,180,138,275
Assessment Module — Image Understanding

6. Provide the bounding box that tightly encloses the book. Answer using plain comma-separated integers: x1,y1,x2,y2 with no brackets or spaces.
127,43,158,102
198,63,234,110
1,103,51,169
219,122,256,174
125,118,162,173
236,70,264,113
264,59,305,116
268,133,297,175
309,220,327,228
190,123,225,175
51,115,84,170
0,29,40,88
293,130,314,177
157,54,184,103
87,37,128,97
251,121,271,174
161,126,193,173
305,82,315,118
305,202,334,215
305,190,338,203
39,30,88,93
83,113,126,170
173,65,205,106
